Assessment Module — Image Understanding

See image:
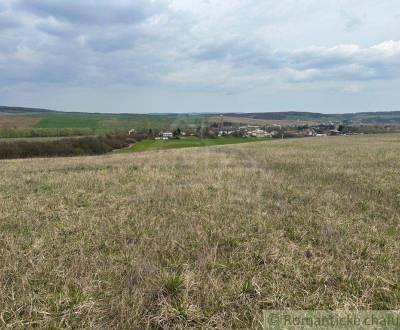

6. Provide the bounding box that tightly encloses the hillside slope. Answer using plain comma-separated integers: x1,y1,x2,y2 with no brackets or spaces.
0,106,55,113
2,106,400,126
1,135,400,328
228,111,400,124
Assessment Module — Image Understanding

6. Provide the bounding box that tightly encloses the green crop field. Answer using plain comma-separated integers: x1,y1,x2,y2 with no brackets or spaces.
120,137,262,152
1,134,399,328
33,113,102,129
32,112,207,131
0,111,209,138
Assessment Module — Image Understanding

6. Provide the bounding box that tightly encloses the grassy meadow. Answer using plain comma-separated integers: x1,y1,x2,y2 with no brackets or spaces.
119,137,262,153
1,135,400,328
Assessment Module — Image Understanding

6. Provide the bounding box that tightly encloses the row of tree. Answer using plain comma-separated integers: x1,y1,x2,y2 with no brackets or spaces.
0,134,138,160
0,128,101,139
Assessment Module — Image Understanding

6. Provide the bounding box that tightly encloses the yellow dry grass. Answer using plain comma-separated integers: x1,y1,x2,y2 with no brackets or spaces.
1,135,399,328
0,115,40,129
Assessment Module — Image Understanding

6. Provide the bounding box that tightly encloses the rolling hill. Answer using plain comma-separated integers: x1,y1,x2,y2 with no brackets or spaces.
2,106,400,132
226,111,400,124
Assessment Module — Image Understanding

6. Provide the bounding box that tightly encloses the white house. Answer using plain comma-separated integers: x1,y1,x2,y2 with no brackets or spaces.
161,132,173,139
249,129,273,138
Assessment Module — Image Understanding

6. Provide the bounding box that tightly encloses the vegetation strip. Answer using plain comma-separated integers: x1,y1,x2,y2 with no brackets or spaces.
119,137,263,153
0,134,136,159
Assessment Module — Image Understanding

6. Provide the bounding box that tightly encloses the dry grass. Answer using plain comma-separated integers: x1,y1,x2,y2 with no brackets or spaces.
0,115,40,129
1,135,400,329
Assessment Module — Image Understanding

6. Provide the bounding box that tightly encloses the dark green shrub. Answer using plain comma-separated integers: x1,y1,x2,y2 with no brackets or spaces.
0,134,135,160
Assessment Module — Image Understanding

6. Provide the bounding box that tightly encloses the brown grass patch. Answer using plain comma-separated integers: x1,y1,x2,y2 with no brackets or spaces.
0,114,40,128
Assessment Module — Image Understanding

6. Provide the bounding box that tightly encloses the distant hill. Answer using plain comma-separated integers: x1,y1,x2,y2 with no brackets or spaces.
0,106,56,113
1,106,400,124
226,111,400,124
224,111,330,120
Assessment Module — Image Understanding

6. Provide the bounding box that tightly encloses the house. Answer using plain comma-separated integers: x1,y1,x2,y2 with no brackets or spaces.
128,129,136,135
218,130,234,137
249,129,273,138
303,128,316,136
328,129,341,136
161,132,173,140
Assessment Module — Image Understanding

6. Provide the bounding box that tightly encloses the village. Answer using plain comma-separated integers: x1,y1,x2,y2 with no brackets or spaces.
146,123,365,141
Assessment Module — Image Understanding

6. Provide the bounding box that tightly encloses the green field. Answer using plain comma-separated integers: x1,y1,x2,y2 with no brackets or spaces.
32,113,206,132
120,137,262,152
0,111,209,138
33,113,101,129
3,108,400,140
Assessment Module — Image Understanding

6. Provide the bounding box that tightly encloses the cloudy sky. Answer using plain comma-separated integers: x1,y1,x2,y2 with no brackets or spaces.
0,0,399,113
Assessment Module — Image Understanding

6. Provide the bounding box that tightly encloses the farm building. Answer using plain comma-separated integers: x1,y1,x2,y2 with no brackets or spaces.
248,129,273,138
161,132,173,140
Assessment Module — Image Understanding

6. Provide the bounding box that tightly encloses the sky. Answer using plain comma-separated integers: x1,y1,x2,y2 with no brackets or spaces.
0,0,399,113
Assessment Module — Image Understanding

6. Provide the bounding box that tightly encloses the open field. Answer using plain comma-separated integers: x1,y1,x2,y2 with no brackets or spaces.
0,114,40,129
32,113,206,132
119,137,262,153
1,135,400,328
2,108,400,141
1,110,208,136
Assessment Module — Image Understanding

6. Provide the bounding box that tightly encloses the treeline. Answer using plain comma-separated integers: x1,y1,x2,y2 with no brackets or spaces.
0,128,96,139
0,134,139,160
339,125,397,134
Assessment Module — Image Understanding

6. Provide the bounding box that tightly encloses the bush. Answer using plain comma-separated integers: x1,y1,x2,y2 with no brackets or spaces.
0,134,136,160
0,128,95,139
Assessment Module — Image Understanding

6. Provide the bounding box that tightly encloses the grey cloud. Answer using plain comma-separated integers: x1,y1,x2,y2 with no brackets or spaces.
84,29,139,53
1,0,400,104
192,39,285,69
0,45,87,86
35,20,77,39
345,15,363,32
0,0,177,88
341,10,363,32
191,38,400,85
0,12,21,30
288,43,400,81
289,47,357,70
0,59,74,85
0,33,21,55
15,0,166,26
